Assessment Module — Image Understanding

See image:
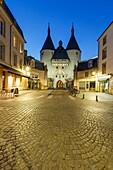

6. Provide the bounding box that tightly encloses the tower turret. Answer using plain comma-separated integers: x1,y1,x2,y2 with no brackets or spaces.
66,24,81,83
40,24,55,79
40,24,55,52
66,24,81,51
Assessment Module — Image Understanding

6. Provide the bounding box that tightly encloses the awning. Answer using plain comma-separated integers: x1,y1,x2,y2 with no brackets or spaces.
97,75,111,81
0,63,29,78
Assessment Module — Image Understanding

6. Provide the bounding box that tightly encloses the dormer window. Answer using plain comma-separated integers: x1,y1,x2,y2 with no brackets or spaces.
88,60,93,68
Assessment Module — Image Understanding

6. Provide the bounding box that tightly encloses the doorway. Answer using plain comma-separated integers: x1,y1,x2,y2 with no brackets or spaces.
56,80,63,88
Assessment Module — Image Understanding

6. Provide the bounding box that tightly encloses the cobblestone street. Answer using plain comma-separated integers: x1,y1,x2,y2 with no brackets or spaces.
0,90,113,170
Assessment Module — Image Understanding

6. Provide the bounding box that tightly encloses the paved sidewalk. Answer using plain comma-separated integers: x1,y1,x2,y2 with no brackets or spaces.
76,91,113,101
0,90,31,100
0,89,53,100
0,90,113,169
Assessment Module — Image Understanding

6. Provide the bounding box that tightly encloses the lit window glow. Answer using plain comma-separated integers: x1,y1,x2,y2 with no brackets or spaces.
16,78,20,87
27,72,30,76
8,76,13,89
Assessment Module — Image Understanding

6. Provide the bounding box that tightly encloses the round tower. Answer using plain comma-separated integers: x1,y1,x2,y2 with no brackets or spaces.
66,24,81,67
40,25,55,78
66,24,81,82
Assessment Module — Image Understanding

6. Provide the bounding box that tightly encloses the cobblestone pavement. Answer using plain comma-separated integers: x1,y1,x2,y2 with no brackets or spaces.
0,90,113,170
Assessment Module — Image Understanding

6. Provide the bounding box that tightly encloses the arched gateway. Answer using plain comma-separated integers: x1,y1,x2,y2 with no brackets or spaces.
56,80,63,88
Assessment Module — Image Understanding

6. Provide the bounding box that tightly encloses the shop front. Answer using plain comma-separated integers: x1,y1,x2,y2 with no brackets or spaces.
97,75,111,93
0,64,29,91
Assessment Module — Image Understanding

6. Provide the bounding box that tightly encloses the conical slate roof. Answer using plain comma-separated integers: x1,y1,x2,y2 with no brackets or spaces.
52,40,70,60
41,26,55,51
66,25,81,51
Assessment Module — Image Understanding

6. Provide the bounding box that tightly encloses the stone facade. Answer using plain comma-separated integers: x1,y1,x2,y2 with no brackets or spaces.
97,22,113,94
0,1,29,91
40,26,81,89
24,51,47,90
74,57,98,91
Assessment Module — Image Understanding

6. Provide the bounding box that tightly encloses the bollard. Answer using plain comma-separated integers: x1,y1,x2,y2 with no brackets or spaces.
82,94,85,99
96,95,98,102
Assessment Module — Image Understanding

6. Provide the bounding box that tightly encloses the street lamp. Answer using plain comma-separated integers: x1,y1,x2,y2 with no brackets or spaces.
26,66,30,72
92,71,96,76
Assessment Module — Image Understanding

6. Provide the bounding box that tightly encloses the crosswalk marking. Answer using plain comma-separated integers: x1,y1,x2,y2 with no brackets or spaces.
47,95,53,99
36,95,44,99
68,95,75,100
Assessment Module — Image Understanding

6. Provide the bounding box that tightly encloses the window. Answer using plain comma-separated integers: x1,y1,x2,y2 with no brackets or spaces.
35,75,38,79
62,66,64,69
102,62,106,74
19,59,22,69
13,34,18,48
41,51,44,57
0,18,5,36
31,74,35,78
14,55,17,66
85,71,89,77
20,42,23,53
88,60,93,68
76,52,78,55
103,36,107,46
62,75,64,78
79,82,85,90
56,66,58,69
102,47,107,60
0,44,5,60
86,83,89,89
90,81,95,88
56,75,57,77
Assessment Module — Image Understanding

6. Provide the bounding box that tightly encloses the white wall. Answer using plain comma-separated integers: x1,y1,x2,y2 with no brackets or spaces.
67,49,81,78
40,49,54,78
40,48,81,88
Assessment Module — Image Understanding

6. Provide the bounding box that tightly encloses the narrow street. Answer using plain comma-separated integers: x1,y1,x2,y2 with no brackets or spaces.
0,90,113,170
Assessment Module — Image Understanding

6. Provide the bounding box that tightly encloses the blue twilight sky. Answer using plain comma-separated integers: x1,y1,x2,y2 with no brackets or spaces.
5,0,113,60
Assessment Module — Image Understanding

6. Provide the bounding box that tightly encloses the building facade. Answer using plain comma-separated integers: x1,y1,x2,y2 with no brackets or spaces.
97,22,113,94
74,57,98,91
0,0,29,92
40,25,81,89
24,51,47,90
